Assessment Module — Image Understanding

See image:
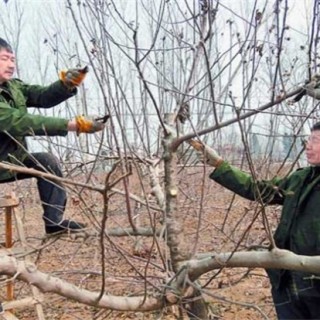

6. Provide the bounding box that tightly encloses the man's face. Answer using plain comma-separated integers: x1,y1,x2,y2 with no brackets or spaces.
0,48,15,84
306,130,320,165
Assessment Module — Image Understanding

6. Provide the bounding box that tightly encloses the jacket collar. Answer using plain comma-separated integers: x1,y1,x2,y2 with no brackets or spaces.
0,82,13,100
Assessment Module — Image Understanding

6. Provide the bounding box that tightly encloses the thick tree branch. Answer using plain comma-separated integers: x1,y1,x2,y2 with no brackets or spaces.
0,162,162,212
171,87,303,151
2,247,320,312
185,248,320,281
0,254,163,311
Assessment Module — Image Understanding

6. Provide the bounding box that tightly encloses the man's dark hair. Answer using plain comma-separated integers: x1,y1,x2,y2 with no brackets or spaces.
0,38,13,53
311,122,320,131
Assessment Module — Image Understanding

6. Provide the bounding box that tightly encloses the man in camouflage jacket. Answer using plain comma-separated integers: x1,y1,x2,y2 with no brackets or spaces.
0,37,105,234
189,121,320,319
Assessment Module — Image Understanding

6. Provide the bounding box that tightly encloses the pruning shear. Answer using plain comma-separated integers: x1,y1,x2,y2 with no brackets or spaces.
95,115,110,123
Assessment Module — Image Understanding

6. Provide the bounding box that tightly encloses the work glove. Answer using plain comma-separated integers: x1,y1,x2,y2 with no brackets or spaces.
188,139,223,168
288,74,320,104
305,73,320,100
75,115,109,135
59,66,88,89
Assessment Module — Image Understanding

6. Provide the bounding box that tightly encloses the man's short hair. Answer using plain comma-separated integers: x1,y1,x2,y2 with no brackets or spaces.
0,38,13,53
311,122,320,131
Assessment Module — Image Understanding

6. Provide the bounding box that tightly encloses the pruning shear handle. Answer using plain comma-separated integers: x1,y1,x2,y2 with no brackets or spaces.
95,115,110,123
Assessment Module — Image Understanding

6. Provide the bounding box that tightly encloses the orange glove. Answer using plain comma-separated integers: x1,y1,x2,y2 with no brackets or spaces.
75,115,107,134
59,66,88,88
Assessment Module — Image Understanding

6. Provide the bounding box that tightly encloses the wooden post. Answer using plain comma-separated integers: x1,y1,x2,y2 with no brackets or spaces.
5,206,13,301
0,193,45,319
0,193,19,302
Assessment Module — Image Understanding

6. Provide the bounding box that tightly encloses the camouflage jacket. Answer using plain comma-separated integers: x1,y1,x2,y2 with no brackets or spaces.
210,161,320,289
0,79,76,180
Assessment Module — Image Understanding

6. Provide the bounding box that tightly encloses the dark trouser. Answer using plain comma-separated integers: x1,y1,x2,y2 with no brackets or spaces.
272,272,320,319
1,153,66,227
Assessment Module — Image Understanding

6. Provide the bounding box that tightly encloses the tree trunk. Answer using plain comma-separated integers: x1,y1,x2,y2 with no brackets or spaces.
185,290,209,320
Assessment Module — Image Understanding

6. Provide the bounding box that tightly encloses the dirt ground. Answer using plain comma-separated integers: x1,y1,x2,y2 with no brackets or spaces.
0,165,279,320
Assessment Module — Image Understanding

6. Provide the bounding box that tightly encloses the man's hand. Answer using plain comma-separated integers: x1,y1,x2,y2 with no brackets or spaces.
59,66,88,89
188,139,223,167
288,74,320,104
305,73,320,100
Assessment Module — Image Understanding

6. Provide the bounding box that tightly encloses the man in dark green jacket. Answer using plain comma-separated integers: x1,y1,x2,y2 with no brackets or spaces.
189,122,320,319
0,38,105,234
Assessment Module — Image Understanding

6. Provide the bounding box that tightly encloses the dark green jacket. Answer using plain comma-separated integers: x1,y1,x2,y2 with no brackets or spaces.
210,161,320,289
0,79,76,180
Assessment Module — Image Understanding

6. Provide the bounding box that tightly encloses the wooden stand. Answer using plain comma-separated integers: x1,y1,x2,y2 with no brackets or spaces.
0,193,45,320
